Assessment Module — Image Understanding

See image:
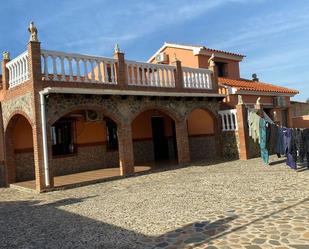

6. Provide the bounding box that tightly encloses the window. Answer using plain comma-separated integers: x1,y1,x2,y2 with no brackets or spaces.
106,118,118,150
216,62,227,77
51,120,76,156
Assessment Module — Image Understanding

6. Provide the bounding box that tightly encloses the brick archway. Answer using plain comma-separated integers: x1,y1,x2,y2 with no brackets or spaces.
4,113,35,184
185,106,221,161
131,108,179,166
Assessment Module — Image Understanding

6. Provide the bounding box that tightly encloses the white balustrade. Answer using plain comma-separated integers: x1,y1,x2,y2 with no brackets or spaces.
218,109,238,131
182,67,212,89
41,50,117,84
126,60,176,87
6,51,29,88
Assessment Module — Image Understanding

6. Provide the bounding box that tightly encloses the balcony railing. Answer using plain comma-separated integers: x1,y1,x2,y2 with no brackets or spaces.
218,109,238,131
5,49,215,91
41,50,117,84
126,60,175,88
183,67,212,89
6,51,29,88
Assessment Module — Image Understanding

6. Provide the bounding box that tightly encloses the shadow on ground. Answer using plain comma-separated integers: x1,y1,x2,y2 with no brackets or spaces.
0,197,236,249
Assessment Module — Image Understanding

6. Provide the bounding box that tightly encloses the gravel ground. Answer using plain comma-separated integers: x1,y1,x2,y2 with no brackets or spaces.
0,155,308,249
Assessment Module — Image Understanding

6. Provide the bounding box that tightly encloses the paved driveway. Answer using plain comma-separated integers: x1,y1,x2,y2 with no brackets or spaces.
0,156,308,249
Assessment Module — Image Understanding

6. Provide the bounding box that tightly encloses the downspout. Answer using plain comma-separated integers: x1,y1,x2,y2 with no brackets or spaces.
40,91,50,187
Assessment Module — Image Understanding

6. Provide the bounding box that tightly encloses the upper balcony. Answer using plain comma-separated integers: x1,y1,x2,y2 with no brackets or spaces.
2,43,221,98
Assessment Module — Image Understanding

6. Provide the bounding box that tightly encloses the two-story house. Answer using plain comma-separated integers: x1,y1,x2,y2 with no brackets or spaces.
0,24,229,192
148,43,299,126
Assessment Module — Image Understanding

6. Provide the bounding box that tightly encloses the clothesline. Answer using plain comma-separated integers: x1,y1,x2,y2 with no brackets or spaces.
246,107,309,170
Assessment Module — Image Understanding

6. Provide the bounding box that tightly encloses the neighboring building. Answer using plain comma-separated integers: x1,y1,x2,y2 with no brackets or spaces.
290,100,309,117
148,42,299,126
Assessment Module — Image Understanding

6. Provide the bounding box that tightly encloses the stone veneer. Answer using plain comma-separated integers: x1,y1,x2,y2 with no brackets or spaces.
189,135,217,161
15,151,35,181
221,131,240,160
51,144,119,176
133,140,154,165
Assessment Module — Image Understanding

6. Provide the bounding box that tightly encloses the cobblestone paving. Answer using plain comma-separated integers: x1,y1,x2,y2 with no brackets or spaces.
0,156,308,249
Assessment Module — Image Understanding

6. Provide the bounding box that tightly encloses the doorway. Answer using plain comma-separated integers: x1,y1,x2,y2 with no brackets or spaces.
151,117,169,161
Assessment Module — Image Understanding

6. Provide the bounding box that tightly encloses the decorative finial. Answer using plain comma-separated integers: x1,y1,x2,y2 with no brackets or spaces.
252,73,259,82
28,21,39,42
237,95,243,105
256,97,261,105
208,53,215,68
173,53,178,61
2,51,10,60
114,43,120,53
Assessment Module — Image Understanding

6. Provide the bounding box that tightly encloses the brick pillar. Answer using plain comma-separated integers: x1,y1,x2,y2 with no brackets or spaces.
113,51,126,88
208,62,219,92
236,103,249,160
172,59,183,90
118,122,134,176
0,105,6,187
1,52,10,90
175,119,190,164
27,41,51,191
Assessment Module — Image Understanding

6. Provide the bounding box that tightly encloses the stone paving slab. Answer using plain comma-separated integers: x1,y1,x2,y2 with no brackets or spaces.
0,156,308,248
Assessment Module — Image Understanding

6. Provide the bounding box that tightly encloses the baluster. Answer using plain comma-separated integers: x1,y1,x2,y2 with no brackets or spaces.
43,54,48,80
161,68,165,87
68,57,73,81
166,68,170,87
90,59,95,82
60,56,65,81
83,59,88,82
8,65,12,85
135,65,139,85
97,60,102,82
21,59,25,81
207,73,211,89
51,55,58,81
110,62,115,83
131,64,136,84
103,62,108,82
141,66,145,85
220,114,225,131
146,67,150,85
13,63,17,85
226,114,231,130
76,58,81,82
25,55,29,80
234,113,238,130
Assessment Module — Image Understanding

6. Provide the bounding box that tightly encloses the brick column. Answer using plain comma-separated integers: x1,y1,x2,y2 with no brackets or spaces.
1,52,10,90
28,41,52,191
113,51,126,88
175,119,190,164
118,122,134,176
0,105,6,187
236,103,249,160
208,62,219,92
172,59,183,90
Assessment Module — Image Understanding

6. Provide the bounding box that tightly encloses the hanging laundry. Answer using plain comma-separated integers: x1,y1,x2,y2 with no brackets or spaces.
295,129,305,163
259,118,269,164
267,123,278,155
275,127,285,156
249,111,261,143
283,128,297,170
303,128,309,168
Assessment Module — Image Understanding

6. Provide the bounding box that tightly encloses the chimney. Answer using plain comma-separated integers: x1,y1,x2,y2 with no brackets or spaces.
252,73,259,82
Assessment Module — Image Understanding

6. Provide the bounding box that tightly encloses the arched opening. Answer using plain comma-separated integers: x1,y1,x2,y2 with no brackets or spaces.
5,114,35,184
50,109,120,177
187,108,217,161
132,109,178,167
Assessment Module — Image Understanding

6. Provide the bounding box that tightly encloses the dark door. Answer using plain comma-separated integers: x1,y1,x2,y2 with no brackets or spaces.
151,117,169,161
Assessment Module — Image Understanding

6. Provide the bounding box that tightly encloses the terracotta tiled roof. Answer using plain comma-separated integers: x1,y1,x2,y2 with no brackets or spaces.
165,42,245,58
218,77,299,94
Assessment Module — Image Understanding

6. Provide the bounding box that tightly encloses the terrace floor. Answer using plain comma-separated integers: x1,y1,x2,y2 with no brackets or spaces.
1,156,308,248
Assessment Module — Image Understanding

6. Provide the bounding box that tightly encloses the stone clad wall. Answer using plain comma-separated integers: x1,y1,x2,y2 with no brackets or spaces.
15,151,35,181
221,131,239,160
189,135,217,161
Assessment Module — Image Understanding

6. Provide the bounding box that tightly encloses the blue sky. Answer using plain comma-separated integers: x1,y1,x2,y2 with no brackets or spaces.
1,0,308,101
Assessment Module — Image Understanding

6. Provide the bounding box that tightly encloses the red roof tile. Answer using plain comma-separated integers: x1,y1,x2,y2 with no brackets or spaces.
218,77,299,94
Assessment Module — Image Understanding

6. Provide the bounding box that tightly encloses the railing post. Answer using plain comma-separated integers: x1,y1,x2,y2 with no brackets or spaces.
172,58,183,90
236,102,249,160
1,52,10,90
208,58,218,92
28,41,42,83
113,45,126,88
